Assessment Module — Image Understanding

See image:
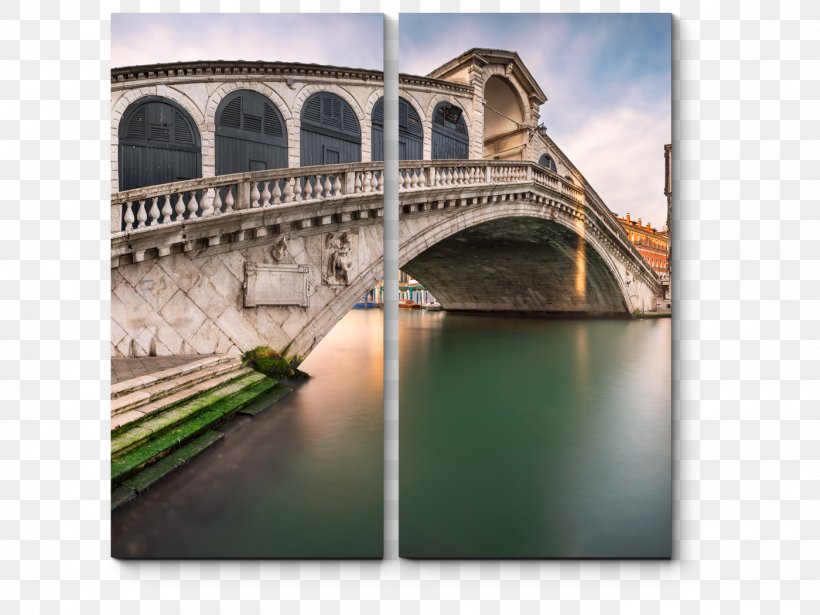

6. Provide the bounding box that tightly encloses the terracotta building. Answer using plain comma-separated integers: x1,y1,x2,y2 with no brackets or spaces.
616,213,669,290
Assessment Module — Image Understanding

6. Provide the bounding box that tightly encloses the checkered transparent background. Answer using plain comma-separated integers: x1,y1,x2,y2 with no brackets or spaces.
1,0,818,612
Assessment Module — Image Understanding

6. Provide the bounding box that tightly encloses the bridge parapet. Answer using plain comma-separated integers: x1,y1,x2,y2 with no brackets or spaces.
112,162,386,234
111,159,656,287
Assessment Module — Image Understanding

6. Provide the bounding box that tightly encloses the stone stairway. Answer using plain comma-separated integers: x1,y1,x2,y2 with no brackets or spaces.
110,355,286,509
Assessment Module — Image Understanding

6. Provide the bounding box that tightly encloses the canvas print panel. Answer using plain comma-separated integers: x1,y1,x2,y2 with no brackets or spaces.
109,13,385,558
398,13,672,558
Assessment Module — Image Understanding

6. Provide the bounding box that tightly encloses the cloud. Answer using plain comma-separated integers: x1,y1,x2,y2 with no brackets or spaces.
112,14,383,70
400,14,671,227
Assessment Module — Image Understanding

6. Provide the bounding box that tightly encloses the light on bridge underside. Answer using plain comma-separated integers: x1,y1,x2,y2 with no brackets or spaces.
574,216,587,301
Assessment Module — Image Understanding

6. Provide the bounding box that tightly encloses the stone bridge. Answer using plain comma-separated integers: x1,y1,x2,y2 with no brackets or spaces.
111,159,659,359
110,49,660,359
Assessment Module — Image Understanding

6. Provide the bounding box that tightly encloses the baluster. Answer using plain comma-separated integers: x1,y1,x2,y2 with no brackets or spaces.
161,195,173,223
250,181,260,208
148,196,160,226
213,188,223,215
294,177,303,202
410,169,417,189
271,179,282,204
303,176,313,201
417,168,426,189
324,175,332,198
433,168,440,187
333,174,343,196
447,168,454,185
135,199,147,228
377,171,384,192
399,170,406,190
224,187,235,213
123,201,135,229
187,190,199,219
200,188,214,218
369,172,377,193
261,181,271,207
363,171,372,193
283,178,293,202
354,173,362,194
175,192,186,219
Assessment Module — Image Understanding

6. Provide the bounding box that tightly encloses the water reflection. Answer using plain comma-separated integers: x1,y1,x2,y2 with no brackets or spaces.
111,309,384,559
399,311,671,558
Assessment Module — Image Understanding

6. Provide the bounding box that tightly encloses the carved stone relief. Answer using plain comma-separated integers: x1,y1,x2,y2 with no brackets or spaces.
322,231,356,286
270,236,288,262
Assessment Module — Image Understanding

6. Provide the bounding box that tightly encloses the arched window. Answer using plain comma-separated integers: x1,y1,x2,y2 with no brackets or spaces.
215,90,287,174
300,92,361,166
431,101,468,160
118,96,201,191
372,97,422,161
538,153,557,173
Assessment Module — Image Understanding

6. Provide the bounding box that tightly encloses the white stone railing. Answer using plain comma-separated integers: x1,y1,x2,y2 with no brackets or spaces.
111,162,385,233
110,159,651,279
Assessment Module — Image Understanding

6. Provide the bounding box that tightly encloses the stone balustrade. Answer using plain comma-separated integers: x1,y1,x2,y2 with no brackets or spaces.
110,159,657,289
112,163,386,234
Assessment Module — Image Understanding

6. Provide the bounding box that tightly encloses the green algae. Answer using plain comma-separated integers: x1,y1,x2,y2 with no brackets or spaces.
111,377,277,484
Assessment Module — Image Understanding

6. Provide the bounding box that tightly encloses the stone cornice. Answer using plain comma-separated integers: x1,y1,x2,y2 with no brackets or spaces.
426,48,547,104
111,60,385,87
398,73,474,96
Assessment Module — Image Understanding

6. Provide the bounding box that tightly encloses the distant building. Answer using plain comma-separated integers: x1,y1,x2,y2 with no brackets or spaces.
615,213,669,300
664,144,672,300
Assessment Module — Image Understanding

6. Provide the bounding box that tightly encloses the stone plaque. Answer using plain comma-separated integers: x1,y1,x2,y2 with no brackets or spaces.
244,262,310,308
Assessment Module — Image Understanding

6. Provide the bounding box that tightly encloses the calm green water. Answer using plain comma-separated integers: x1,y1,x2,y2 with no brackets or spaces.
112,309,384,558
400,311,672,558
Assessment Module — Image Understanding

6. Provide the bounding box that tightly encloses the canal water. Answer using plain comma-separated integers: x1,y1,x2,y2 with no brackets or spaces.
399,310,672,558
112,309,384,558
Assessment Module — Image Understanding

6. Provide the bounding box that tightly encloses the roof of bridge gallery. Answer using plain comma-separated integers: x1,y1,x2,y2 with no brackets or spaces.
425,48,548,104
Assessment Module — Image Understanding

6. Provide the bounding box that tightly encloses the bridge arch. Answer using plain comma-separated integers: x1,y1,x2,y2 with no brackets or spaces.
214,89,289,174
483,75,526,159
431,101,470,160
370,96,423,161
538,153,557,173
292,84,368,165
204,81,295,175
117,96,203,191
399,201,640,315
112,87,206,192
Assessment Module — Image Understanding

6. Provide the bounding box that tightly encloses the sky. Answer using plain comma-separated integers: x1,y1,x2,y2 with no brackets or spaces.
111,13,669,227
401,13,672,228
111,14,383,70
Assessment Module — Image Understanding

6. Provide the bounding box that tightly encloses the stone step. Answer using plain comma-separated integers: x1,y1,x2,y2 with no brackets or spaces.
110,365,254,433
111,369,264,450
111,357,244,417
110,354,236,399
111,374,277,486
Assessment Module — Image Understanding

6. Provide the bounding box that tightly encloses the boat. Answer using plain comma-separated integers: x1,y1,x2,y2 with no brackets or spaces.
353,301,378,309
399,298,421,309
423,301,442,311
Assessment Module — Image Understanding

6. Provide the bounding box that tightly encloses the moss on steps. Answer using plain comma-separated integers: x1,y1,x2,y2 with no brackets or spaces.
111,376,277,485
237,385,294,417
111,371,267,456
121,430,224,496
